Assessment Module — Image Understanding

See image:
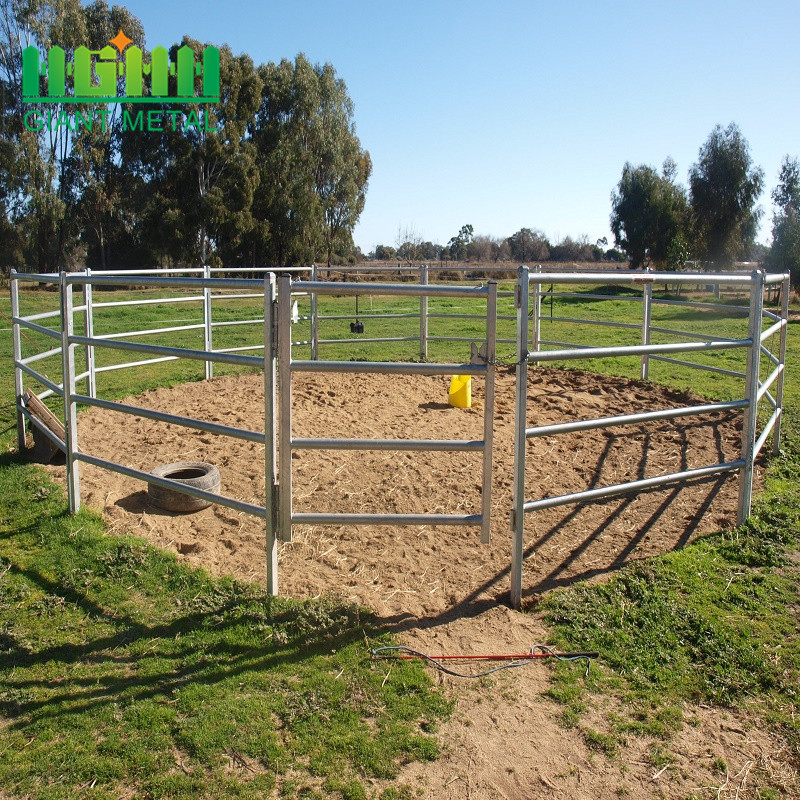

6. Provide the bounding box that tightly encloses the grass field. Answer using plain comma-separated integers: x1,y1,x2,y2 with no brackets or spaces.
1,274,799,798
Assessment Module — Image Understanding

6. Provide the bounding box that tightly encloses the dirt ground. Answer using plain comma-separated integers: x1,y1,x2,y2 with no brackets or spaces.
47,367,797,799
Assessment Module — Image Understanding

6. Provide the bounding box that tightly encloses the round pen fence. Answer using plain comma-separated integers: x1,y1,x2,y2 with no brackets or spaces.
9,266,790,608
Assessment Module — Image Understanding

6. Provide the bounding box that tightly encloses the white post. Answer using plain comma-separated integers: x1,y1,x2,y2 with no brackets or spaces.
203,262,213,380
84,267,97,397
737,270,764,526
511,266,530,609
419,263,428,360
277,274,293,542
60,273,81,512
641,269,652,380
264,274,279,595
10,273,27,452
480,280,497,544
531,265,541,365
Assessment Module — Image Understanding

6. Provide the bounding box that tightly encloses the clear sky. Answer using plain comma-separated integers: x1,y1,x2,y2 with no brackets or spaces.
121,0,799,254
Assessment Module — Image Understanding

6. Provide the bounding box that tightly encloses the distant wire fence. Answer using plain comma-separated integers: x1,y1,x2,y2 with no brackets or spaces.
9,264,790,608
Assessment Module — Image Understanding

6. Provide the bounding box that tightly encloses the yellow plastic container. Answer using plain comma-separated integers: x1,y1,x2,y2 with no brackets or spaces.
448,375,472,408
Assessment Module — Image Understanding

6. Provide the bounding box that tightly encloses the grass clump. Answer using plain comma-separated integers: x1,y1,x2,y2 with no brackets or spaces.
0,460,450,799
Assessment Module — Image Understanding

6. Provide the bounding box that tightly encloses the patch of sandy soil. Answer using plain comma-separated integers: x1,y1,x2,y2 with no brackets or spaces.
45,367,797,799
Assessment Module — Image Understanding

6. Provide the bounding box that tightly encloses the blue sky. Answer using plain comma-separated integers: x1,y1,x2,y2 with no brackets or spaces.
123,0,799,253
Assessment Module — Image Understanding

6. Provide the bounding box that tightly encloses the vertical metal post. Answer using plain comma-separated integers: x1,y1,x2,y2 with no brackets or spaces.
84,267,97,397
510,266,530,609
531,265,541,364
419,263,428,360
772,273,790,456
310,263,319,361
737,270,764,526
264,274,279,595
60,273,81,512
641,272,652,381
10,273,27,453
203,263,213,380
480,280,497,544
277,274,293,542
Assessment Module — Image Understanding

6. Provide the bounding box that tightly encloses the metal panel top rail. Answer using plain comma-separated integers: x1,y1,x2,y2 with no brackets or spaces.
274,274,498,547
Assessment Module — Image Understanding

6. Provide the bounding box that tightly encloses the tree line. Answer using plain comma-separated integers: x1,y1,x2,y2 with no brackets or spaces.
610,122,799,286
0,0,371,273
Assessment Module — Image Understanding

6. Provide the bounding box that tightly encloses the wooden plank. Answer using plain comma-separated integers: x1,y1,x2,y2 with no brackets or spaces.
22,390,65,441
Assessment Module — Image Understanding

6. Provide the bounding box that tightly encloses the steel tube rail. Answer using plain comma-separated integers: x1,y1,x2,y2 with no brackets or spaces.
310,264,319,361
648,355,747,379
19,406,66,452
291,360,487,376
292,512,482,527
525,400,747,439
648,326,740,343
757,363,784,403
544,291,644,302
531,265,541,363
420,263,428,360
761,346,780,366
548,316,641,330
89,267,205,275
762,309,781,322
211,318,269,328
528,338,751,363
72,393,264,443
760,318,786,342
11,277,26,451
314,312,420,321
20,345,62,364
426,312,489,321
10,271,62,282
316,336,420,345
67,275,260,290
69,334,264,368
17,308,61,322
264,274,279,595
522,461,744,514
292,280,490,298
75,451,267,519
91,295,204,309
292,437,484,451
14,317,63,341
17,361,63,396
94,323,205,340
83,268,96,397
737,271,764,525
212,344,265,354
203,263,213,380
754,409,781,459
641,277,653,379
528,272,756,285
95,356,179,373
650,298,750,314
511,266,530,610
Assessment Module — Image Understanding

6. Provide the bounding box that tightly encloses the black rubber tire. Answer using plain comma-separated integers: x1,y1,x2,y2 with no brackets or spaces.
147,462,221,512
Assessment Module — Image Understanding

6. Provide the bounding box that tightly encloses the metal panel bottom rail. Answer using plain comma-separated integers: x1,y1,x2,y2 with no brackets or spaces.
292,512,482,526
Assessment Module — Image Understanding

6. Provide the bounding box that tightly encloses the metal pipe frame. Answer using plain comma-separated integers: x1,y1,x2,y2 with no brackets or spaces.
754,409,781,459
526,400,748,439
203,263,213,380
481,281,498,544
737,270,764,526
647,355,746,379
94,323,206,341
528,337,751,363
16,362,63,396
528,271,757,285
91,295,204,309
641,278,653,379
310,264,319,360
420,263,429,359
292,438,484,451
264,274,279,594
13,317,63,341
11,276,27,452
60,274,81,512
83,268,96,397
549,316,642,331
544,291,644,302
522,461,745,514
316,336,420,345
292,280,490,298
292,512,482,526
771,276,791,455
277,274,294,542
291,359,486,376
758,363,784,403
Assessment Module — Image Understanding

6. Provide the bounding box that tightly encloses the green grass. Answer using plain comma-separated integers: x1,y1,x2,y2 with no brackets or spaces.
1,277,799,796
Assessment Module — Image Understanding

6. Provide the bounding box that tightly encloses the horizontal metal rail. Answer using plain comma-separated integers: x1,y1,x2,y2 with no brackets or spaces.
95,323,205,340
292,437,484,452
317,312,420,321
547,316,641,330
648,355,747,379
91,295,204,309
66,275,261,290
17,361,63,395
650,298,750,314
210,318,263,328
758,363,784,402
291,359,487,376
760,318,786,341
72,393,264,443
528,337,751,363
20,345,62,364
317,336,420,345
19,405,66,451
544,291,644,302
292,512,482,526
754,409,781,459
95,355,180,373
762,309,781,322
761,345,780,366
526,400,747,439
530,272,758,285
13,317,62,341
69,334,264,368
522,460,744,514
17,308,61,323
75,451,267,519
292,280,490,298
648,325,740,343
